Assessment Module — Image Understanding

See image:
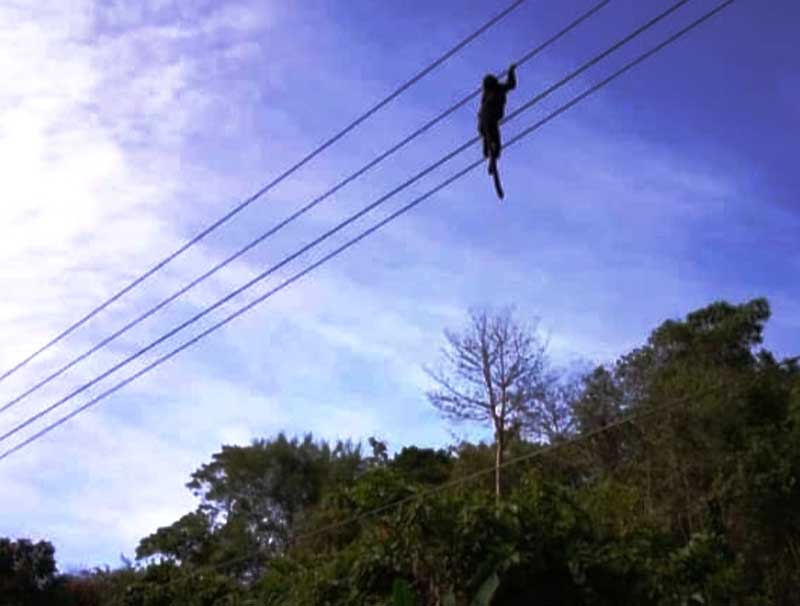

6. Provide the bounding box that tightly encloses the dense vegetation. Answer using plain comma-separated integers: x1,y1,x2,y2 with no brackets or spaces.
4,298,799,605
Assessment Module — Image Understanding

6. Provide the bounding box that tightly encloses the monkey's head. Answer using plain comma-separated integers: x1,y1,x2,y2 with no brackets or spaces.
482,74,499,91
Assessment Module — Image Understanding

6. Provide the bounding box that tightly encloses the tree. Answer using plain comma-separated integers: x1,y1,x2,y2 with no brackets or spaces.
22,298,799,604
390,446,451,485
426,308,549,499
524,371,582,443
137,433,364,580
135,511,214,566
571,299,800,559
0,538,57,605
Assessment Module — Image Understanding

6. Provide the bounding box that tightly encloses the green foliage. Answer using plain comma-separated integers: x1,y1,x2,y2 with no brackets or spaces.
391,579,416,606
136,512,214,564
135,433,364,580
390,447,452,485
469,571,498,606
114,561,242,606
17,298,800,605
0,538,58,605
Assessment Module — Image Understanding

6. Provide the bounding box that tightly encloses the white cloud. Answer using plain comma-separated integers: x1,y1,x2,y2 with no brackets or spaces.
0,0,287,567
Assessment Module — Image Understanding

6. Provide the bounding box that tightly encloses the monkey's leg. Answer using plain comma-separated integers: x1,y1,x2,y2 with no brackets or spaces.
490,123,502,158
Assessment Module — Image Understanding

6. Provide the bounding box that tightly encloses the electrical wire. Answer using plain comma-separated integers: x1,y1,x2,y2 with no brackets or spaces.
0,0,614,417
0,0,529,384
0,0,697,446
0,0,737,462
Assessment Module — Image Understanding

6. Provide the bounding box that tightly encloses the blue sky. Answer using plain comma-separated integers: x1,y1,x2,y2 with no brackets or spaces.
0,0,797,569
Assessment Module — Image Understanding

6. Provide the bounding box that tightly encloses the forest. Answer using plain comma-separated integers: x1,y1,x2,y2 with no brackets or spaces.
3,298,799,605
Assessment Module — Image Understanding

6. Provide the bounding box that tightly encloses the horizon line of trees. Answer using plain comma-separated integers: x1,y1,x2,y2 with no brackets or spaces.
3,297,799,605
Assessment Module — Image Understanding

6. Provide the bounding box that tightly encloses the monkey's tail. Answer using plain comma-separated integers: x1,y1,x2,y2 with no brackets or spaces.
490,159,504,200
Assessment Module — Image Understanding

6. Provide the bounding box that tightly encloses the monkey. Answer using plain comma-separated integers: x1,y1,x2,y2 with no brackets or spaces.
478,64,517,199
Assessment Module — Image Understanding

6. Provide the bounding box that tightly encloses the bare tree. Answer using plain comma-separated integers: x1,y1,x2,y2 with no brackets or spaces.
425,307,549,500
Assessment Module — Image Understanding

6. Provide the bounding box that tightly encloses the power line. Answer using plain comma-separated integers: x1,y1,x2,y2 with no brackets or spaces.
0,0,613,418
0,0,737,462
0,0,695,448
0,0,528,385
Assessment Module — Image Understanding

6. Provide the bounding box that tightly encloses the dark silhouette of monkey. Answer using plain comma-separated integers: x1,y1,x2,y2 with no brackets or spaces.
478,64,517,199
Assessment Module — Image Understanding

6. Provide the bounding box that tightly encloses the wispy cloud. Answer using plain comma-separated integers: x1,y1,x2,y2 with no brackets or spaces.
0,0,288,567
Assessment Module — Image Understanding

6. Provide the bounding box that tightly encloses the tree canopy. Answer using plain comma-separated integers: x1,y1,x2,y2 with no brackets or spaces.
6,298,799,605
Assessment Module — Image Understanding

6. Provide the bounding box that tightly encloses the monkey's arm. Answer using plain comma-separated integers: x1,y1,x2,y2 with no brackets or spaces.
503,65,517,92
